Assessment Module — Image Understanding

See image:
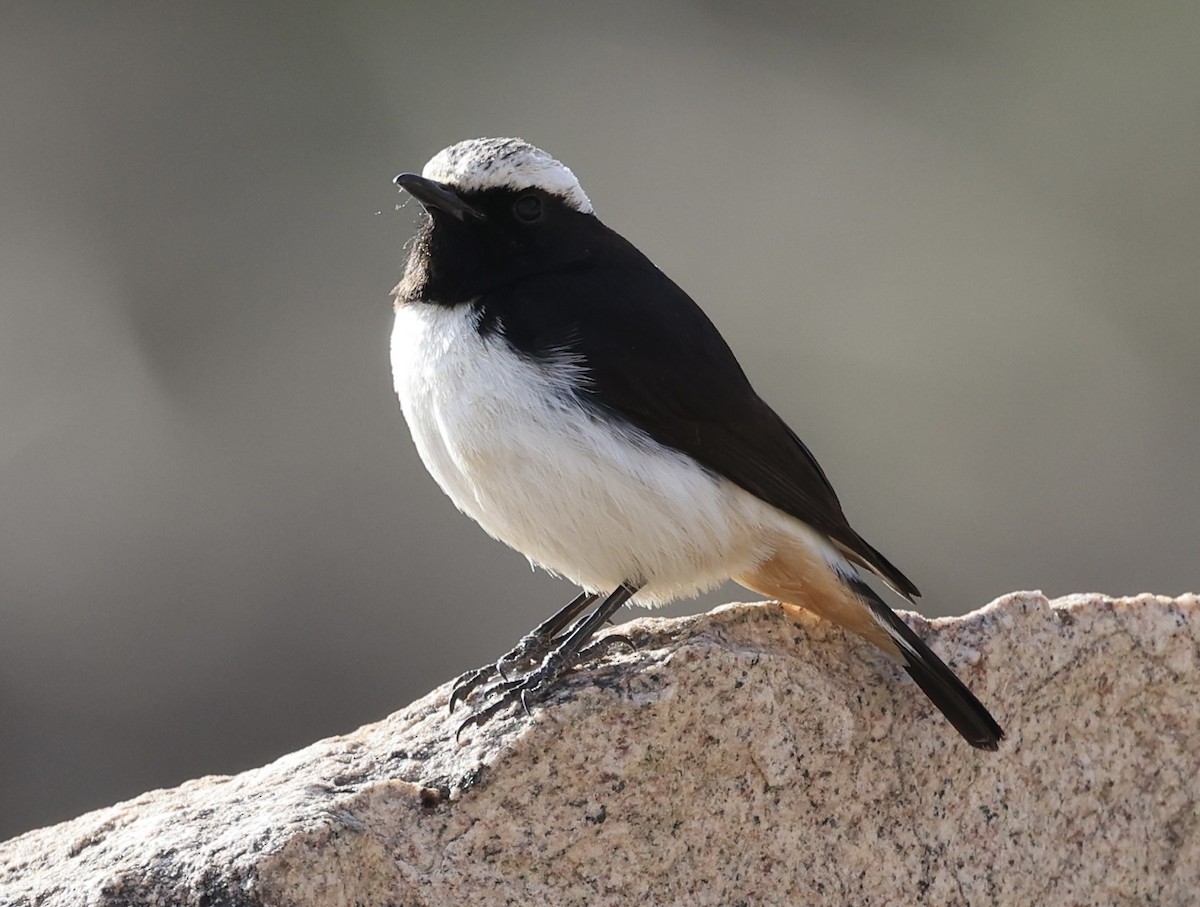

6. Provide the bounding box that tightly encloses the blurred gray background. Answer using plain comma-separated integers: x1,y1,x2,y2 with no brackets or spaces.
2,1,1197,840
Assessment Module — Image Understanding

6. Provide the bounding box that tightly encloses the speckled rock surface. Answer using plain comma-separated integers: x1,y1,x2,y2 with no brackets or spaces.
2,592,1197,906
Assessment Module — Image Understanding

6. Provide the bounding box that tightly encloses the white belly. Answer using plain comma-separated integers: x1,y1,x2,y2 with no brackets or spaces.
390,302,786,606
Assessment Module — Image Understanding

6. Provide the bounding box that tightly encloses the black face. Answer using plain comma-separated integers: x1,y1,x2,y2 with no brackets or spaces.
396,184,606,306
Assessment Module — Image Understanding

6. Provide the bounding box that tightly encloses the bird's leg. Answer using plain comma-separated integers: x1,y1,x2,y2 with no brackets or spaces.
449,590,599,712
456,582,641,738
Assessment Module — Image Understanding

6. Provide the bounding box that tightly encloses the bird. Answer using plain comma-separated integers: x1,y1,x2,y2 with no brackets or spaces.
390,137,1003,750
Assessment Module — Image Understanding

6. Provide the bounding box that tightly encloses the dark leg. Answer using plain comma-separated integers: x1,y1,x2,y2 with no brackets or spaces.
449,590,600,712
456,582,641,738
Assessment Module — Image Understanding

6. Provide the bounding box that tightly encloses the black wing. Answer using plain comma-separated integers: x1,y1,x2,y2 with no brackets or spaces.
482,226,920,600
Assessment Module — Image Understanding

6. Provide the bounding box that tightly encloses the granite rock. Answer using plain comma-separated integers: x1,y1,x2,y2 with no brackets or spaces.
2,592,1197,906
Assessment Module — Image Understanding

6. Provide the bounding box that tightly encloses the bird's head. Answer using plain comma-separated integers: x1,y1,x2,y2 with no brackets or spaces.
393,138,600,306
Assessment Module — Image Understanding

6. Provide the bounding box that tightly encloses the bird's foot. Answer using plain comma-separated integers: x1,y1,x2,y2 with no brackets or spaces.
449,590,603,713
448,629,561,713
453,632,637,740
454,649,571,740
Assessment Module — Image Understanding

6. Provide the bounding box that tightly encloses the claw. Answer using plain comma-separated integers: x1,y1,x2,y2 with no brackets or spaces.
578,634,637,661
448,667,491,713
455,696,514,742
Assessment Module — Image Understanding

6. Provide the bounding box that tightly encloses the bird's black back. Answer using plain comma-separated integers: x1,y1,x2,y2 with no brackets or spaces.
474,220,920,600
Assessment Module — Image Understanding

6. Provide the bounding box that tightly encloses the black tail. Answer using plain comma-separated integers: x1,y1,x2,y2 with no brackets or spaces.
849,577,1004,750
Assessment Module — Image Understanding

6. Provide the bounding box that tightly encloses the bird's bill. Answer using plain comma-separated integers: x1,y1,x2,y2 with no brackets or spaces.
393,173,486,221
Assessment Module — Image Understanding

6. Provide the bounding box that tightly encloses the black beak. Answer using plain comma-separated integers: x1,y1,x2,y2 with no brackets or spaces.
393,173,486,221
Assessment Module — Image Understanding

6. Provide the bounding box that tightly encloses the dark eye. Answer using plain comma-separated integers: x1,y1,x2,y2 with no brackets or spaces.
512,193,544,223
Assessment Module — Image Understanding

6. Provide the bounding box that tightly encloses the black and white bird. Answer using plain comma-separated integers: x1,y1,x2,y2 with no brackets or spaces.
391,137,1003,750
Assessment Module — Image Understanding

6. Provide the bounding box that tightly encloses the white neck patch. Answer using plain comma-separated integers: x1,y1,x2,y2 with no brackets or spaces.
421,137,593,214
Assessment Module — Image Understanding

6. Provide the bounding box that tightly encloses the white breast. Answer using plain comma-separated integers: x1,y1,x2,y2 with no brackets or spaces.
390,302,789,606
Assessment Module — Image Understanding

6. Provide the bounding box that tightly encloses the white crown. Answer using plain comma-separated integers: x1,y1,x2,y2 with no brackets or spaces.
421,137,593,214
